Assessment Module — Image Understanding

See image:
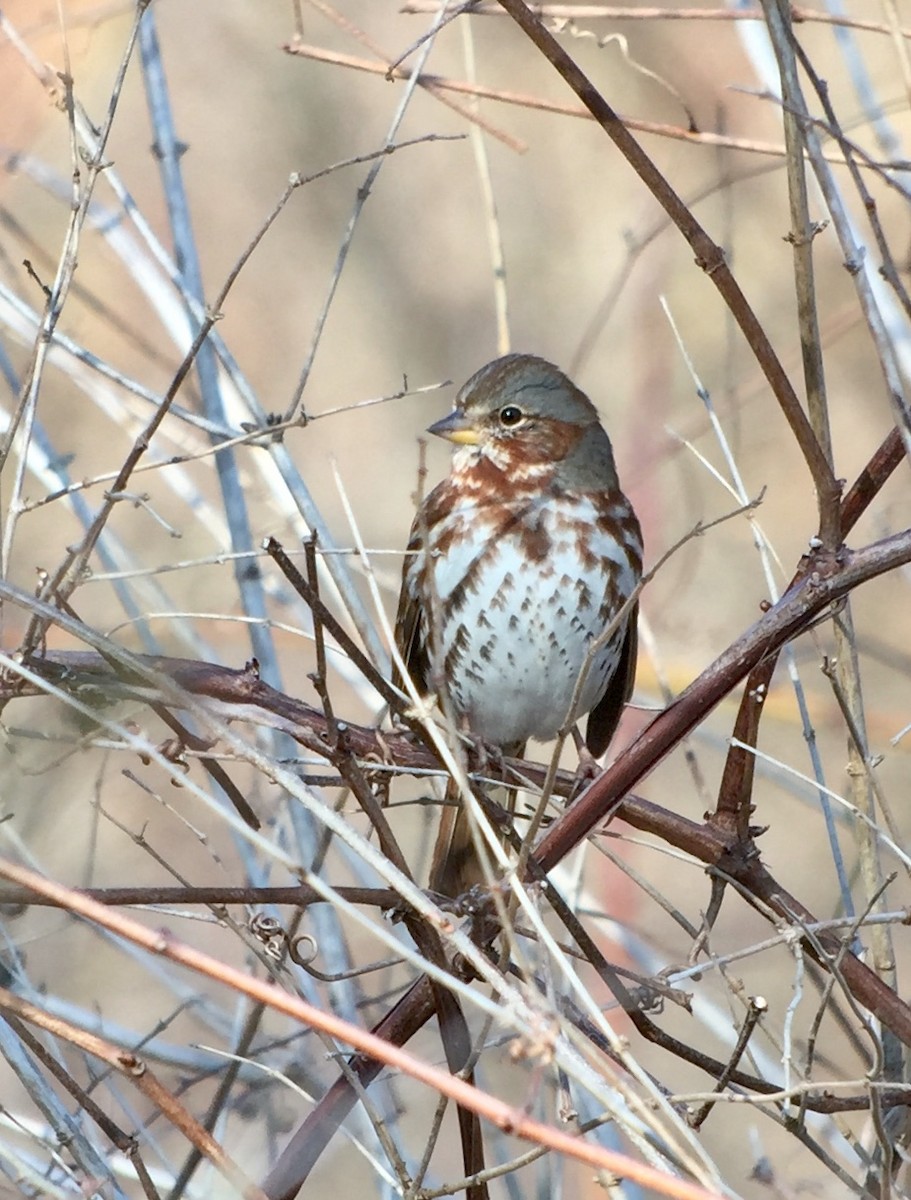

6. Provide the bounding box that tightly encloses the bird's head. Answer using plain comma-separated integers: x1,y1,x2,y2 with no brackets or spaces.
428,353,618,489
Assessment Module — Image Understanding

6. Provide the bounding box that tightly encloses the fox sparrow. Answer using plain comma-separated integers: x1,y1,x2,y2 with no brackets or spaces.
395,353,643,895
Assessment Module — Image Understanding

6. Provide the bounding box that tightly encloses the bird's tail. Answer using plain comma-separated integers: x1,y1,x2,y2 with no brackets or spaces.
428,743,524,898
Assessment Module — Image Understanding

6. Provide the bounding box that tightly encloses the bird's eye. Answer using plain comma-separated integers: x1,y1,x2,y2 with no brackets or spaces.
498,405,523,427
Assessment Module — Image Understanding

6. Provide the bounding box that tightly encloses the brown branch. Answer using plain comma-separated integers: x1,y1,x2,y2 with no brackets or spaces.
840,427,906,539
4,501,911,1195
400,4,911,38
262,979,438,1200
0,883,401,909
532,532,911,1047
494,0,841,544
10,530,910,811
283,39,898,169
266,536,404,716
709,419,908,919
3,1014,163,1200
536,529,911,868
294,536,487,1193
0,861,726,1200
4,531,911,1046
285,5,526,154
0,986,267,1200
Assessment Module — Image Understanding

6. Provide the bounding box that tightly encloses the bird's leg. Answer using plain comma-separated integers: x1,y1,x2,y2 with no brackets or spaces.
466,733,525,792
463,728,498,779
457,732,517,842
570,727,603,800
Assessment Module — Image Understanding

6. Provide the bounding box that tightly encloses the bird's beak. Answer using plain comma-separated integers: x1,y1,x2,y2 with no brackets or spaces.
427,410,481,446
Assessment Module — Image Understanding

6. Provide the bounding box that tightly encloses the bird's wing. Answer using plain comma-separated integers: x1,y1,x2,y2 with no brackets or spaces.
392,523,429,694
584,602,638,758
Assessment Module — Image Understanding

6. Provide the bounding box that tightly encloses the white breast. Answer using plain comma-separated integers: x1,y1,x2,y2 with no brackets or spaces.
427,493,639,748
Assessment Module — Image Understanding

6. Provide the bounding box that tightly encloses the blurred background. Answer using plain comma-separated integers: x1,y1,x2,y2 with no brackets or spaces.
1,2,911,1197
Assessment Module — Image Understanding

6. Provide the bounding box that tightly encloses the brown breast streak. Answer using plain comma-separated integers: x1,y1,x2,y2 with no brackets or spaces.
422,459,560,627
409,463,641,702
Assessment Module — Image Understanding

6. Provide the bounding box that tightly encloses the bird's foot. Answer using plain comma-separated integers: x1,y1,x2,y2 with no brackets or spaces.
456,731,507,780
569,729,603,801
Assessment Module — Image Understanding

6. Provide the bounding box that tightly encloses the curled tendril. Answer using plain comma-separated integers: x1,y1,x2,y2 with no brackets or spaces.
248,913,404,981
288,933,318,968
248,913,286,960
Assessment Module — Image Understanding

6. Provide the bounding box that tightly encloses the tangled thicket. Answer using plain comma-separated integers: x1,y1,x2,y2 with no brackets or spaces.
1,4,910,1199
